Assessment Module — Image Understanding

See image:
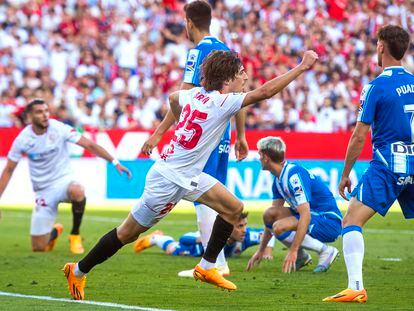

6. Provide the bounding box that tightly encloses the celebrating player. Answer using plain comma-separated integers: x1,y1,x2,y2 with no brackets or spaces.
134,212,275,259
63,49,318,300
0,99,131,253
141,0,248,277
324,25,414,303
246,137,341,273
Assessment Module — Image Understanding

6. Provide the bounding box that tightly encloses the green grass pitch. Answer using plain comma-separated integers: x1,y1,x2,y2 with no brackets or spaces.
0,202,414,310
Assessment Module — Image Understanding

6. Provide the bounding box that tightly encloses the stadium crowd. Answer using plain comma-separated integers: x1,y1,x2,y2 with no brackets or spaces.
0,0,413,132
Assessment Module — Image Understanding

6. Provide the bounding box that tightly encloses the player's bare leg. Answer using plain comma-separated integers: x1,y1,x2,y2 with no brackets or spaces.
32,223,63,252
67,182,86,254
324,198,375,302
193,183,243,291
63,213,149,300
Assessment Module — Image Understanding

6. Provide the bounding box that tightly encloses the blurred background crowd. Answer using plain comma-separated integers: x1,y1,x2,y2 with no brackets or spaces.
0,0,413,132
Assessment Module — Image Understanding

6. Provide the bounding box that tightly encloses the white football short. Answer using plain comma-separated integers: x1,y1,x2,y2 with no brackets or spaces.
131,167,218,228
30,177,74,235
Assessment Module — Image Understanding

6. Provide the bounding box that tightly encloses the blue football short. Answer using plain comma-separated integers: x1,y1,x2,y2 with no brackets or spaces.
351,161,414,218
290,208,342,243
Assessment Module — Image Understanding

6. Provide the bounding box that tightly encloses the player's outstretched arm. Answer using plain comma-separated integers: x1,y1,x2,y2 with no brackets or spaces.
282,203,311,273
242,50,318,108
339,121,371,200
0,159,18,199
76,137,132,178
246,228,273,271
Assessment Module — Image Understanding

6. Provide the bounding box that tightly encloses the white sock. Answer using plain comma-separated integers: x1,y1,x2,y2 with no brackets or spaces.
216,250,227,268
199,257,215,270
196,204,228,269
152,235,174,251
279,231,325,254
343,230,364,290
74,263,85,277
301,234,326,254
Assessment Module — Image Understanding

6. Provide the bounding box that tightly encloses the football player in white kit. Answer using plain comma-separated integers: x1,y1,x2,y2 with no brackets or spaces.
0,99,131,254
63,50,318,300
140,0,248,277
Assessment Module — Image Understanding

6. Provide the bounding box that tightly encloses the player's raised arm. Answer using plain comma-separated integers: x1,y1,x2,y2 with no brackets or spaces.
242,51,318,108
75,137,132,178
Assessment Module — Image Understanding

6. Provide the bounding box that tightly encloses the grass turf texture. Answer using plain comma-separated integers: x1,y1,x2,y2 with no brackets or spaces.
0,203,414,310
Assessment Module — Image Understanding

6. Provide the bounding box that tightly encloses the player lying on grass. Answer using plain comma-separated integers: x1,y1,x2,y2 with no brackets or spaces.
247,137,341,274
63,49,318,300
0,99,131,253
133,212,275,266
324,25,414,303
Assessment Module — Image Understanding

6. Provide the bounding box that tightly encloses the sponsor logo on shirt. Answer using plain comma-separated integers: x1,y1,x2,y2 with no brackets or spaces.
392,142,414,155
293,185,303,196
358,100,364,113
28,148,58,161
397,176,414,186
290,175,303,196
218,143,230,154
185,49,199,73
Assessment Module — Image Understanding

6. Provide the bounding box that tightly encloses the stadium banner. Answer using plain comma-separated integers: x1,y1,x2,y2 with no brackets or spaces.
0,128,373,160
107,159,370,201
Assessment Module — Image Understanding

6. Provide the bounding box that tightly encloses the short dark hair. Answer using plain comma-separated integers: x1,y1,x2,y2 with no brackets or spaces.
200,50,242,91
26,99,45,112
184,0,211,32
377,25,410,60
240,212,248,220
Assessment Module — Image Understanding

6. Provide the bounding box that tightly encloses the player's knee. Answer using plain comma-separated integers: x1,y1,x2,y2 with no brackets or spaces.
117,226,141,244
272,221,287,235
221,200,243,221
234,200,244,216
263,207,277,225
342,210,361,228
67,183,85,202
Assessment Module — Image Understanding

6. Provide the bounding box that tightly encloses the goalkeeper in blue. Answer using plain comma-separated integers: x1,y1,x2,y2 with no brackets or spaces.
134,212,275,268
247,136,342,274
324,25,414,303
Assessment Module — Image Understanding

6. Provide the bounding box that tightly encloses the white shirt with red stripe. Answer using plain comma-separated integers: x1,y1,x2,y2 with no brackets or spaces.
153,87,246,190
8,119,82,191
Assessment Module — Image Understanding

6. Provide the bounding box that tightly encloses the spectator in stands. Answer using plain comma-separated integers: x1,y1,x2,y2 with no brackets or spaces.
0,0,411,133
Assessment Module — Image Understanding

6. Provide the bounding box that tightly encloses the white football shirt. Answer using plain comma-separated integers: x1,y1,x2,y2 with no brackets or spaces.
153,87,246,189
8,119,82,191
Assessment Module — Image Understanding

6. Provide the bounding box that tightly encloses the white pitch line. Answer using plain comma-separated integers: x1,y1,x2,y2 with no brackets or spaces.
4,212,195,226
364,228,414,235
0,291,175,311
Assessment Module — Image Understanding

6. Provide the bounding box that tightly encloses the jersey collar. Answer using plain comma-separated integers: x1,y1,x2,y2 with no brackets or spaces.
278,161,289,181
383,66,404,70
